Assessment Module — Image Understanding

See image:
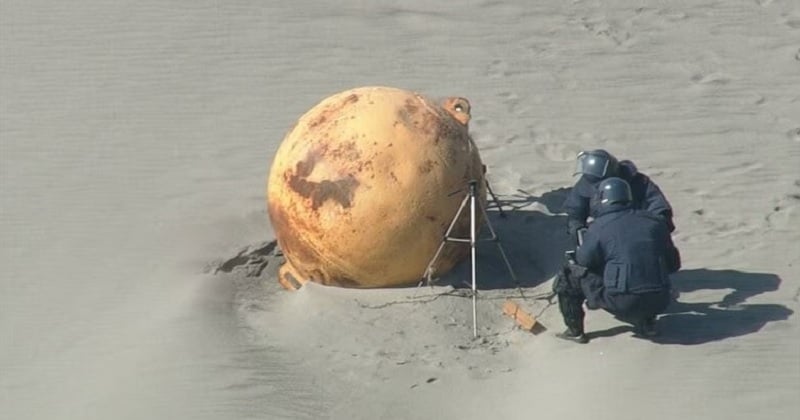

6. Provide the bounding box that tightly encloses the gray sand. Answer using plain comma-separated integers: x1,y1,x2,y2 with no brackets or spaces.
2,1,799,419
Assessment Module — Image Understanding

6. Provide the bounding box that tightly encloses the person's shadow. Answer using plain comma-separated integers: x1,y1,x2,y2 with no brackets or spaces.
433,187,572,290
650,269,793,344
587,269,793,344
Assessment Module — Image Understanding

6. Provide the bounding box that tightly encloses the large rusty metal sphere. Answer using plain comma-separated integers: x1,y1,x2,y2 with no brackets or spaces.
267,86,486,289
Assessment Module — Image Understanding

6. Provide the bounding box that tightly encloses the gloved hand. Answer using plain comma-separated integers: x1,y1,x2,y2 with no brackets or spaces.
656,210,676,233
553,259,588,295
576,227,587,246
567,219,586,244
566,260,587,279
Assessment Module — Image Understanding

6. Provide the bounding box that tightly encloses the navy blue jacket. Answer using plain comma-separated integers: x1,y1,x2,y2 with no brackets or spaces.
576,203,681,295
564,161,674,231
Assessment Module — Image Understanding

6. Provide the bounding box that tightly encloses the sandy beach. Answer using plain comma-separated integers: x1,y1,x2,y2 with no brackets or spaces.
2,1,799,419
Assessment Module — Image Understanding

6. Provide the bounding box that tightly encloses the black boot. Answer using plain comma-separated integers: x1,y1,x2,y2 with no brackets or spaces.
557,327,589,344
633,316,658,338
557,293,589,344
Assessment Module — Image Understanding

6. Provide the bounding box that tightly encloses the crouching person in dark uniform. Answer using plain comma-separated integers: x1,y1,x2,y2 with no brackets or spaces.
554,177,681,343
563,149,676,242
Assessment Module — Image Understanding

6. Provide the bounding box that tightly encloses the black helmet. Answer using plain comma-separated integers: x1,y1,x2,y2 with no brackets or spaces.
574,149,619,179
596,177,633,206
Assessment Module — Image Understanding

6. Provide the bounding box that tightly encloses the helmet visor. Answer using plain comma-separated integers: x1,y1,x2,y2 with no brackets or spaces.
574,152,610,178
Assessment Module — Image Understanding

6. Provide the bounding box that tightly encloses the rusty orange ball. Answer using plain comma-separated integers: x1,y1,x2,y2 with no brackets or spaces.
267,86,486,289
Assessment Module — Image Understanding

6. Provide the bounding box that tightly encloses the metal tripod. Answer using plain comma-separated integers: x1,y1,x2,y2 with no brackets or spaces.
419,179,519,338
484,178,506,218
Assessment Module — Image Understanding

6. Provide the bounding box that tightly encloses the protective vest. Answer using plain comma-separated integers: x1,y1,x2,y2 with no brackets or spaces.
575,205,679,294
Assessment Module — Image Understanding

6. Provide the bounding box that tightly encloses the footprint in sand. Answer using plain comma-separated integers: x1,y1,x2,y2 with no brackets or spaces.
498,91,519,103
765,192,800,230
682,187,712,199
685,215,757,243
783,16,800,29
497,91,521,114
749,94,767,105
788,127,800,142
534,142,582,162
716,161,764,177
655,9,689,21
735,93,766,106
471,117,490,128
690,72,732,86
486,59,510,79
575,16,634,48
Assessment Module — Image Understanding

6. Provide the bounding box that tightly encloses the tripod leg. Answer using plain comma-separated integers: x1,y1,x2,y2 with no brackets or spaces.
478,194,526,299
485,179,506,218
470,182,478,338
417,193,471,288
417,240,448,288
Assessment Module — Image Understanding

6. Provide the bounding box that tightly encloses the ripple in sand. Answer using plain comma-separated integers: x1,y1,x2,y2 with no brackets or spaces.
788,127,800,142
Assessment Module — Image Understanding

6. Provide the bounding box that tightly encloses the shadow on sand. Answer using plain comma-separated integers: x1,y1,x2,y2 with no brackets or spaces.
584,270,793,345
227,186,793,346
435,187,572,290
653,269,793,345
434,187,793,345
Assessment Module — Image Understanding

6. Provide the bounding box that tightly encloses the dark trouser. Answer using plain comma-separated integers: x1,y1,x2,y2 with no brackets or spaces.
554,263,671,332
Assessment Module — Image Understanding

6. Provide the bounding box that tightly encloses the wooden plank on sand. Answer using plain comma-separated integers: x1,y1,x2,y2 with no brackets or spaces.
502,300,537,332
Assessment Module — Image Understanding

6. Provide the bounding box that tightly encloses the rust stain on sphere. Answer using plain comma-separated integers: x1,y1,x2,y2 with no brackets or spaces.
267,86,486,289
